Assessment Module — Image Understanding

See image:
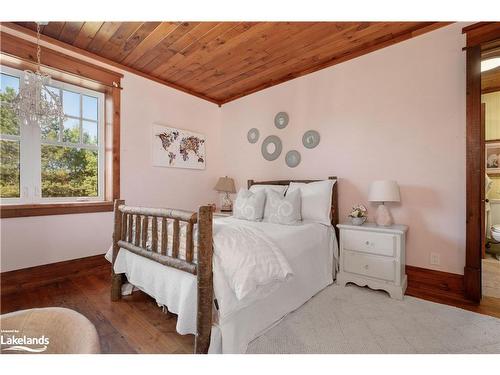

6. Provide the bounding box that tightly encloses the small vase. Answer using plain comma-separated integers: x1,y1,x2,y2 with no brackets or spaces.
350,217,366,226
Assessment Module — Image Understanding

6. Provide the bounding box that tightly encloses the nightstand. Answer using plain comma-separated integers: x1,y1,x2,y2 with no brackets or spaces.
336,222,408,300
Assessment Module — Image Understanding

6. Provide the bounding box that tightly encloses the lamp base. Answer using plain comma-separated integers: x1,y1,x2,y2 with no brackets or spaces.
220,192,233,212
375,204,393,226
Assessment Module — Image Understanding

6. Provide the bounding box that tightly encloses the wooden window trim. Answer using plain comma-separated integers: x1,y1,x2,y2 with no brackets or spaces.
0,32,121,218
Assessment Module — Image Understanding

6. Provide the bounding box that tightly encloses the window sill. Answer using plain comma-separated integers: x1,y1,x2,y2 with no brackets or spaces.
0,201,114,218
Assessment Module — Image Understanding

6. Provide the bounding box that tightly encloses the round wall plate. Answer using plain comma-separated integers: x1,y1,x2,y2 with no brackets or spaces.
285,150,301,168
274,112,289,129
247,128,260,144
302,130,320,149
261,135,283,161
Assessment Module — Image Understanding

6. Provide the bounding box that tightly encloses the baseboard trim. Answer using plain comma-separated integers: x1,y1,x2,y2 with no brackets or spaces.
405,265,475,306
1,254,109,296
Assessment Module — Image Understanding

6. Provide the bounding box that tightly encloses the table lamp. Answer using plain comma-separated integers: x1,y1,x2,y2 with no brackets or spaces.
214,176,236,212
368,180,400,226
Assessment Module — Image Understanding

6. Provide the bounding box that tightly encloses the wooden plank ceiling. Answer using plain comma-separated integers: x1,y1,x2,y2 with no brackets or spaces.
13,22,449,105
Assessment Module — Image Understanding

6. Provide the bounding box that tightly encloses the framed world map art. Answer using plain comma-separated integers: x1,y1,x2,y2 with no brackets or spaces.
152,124,206,170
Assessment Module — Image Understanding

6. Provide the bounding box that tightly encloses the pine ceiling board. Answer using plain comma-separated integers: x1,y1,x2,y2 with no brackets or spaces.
186,22,349,92
87,22,121,53
132,22,199,71
112,22,161,62
162,22,278,84
120,22,179,65
98,22,144,60
150,22,235,77
73,22,104,49
160,22,256,82
58,22,84,44
42,22,65,39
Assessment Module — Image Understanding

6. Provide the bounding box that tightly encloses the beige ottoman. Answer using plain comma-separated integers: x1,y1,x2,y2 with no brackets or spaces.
1,307,100,354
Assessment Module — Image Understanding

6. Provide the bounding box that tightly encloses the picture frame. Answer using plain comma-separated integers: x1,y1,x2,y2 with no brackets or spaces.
486,141,500,175
152,123,206,170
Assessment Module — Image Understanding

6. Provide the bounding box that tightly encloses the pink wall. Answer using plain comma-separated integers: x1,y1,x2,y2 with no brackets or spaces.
220,23,467,274
0,30,222,271
1,23,469,274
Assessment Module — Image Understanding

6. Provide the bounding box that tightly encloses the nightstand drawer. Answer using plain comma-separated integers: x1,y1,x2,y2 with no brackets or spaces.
342,230,396,257
343,251,396,282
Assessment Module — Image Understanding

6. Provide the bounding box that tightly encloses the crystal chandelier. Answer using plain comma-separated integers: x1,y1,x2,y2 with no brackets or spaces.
11,22,65,127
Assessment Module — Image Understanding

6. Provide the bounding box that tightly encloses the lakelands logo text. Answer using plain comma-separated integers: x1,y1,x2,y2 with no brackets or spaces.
1,330,49,353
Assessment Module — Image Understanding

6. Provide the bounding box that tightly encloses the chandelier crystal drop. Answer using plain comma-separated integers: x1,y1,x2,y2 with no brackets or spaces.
10,23,65,127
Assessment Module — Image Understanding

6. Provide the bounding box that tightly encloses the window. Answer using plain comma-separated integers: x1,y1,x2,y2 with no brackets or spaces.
0,65,105,204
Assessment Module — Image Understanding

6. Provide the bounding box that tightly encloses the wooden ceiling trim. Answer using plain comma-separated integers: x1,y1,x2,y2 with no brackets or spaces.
0,31,122,87
73,22,104,49
216,22,452,103
0,23,220,105
120,22,179,65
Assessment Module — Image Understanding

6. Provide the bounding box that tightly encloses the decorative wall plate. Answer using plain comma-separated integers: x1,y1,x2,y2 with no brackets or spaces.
261,135,283,161
247,128,260,144
274,112,289,129
302,130,320,149
285,150,301,168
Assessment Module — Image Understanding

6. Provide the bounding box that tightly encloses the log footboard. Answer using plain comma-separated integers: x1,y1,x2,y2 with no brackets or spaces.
110,199,213,354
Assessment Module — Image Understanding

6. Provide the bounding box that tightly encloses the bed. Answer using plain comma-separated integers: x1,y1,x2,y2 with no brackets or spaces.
107,177,339,353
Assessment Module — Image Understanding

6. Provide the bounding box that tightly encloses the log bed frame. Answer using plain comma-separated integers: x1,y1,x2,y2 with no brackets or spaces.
110,176,338,353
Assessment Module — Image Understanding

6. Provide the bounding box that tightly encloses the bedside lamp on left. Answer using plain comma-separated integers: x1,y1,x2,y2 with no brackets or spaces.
214,176,236,212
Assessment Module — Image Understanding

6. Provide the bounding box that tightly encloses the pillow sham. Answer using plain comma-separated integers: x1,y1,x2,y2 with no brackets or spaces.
233,188,266,221
265,189,302,225
249,184,288,195
287,179,335,226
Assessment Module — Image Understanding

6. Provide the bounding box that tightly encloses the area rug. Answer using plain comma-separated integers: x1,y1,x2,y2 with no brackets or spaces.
247,284,500,354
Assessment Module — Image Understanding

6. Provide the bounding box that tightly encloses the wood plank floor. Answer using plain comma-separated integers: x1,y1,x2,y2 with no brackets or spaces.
1,255,499,354
0,259,194,354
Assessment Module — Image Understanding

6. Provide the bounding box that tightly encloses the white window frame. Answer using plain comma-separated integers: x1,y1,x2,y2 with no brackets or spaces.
0,65,105,205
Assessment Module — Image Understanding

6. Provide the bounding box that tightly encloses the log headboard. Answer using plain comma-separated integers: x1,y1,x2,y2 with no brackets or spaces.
247,176,339,234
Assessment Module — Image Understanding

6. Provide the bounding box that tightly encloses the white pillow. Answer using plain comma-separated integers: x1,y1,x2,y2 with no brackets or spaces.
249,184,288,195
233,188,266,221
265,189,302,225
287,180,335,225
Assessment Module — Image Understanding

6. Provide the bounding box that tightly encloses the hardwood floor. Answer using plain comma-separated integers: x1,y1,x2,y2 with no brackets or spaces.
1,255,499,354
0,257,194,354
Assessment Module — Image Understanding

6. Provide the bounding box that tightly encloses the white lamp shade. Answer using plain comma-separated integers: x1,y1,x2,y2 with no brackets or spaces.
368,180,400,203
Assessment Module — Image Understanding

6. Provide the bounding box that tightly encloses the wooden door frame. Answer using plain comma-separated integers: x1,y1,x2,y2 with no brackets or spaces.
463,23,500,302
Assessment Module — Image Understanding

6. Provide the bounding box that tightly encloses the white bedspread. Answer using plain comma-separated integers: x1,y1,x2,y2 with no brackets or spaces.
105,217,338,352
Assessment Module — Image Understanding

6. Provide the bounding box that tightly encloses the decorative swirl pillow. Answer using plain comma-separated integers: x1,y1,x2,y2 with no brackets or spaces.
265,189,302,225
233,188,266,221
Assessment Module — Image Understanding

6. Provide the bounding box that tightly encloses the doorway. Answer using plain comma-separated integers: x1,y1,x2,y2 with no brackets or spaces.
482,49,500,298
464,23,500,303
